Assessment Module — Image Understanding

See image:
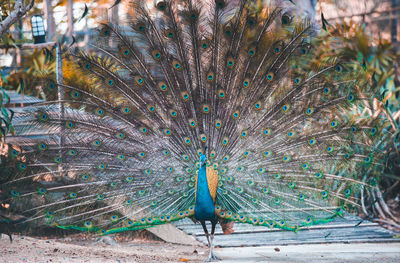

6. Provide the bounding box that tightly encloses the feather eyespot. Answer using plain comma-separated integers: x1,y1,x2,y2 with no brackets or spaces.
347,93,355,102
139,126,148,134
147,105,156,113
97,163,106,170
71,91,80,100
134,22,146,32
65,121,75,129
326,146,334,153
189,11,198,21
165,29,175,39
243,79,250,88
323,86,330,94
282,104,290,113
181,91,190,101
210,150,216,158
47,81,56,90
305,107,314,115
232,110,240,119
221,137,229,145
156,1,166,10
248,46,256,56
200,134,207,142
224,25,232,36
202,104,210,113
169,109,177,118
107,79,115,87
172,60,181,70
158,81,168,91
182,155,190,162
308,137,316,146
263,151,272,157
122,107,131,114
163,129,172,136
137,152,147,158
217,89,225,99
152,50,162,60
38,142,48,151
247,16,256,27
281,13,292,25
134,76,144,85
215,0,226,8
266,72,274,82
68,149,77,156
95,108,105,117
116,132,126,140
263,129,271,136
286,130,295,138
200,39,210,49
301,163,310,170
369,127,378,136
188,118,196,128
92,139,102,147
100,26,111,37
226,56,235,68
207,71,215,82
215,119,222,129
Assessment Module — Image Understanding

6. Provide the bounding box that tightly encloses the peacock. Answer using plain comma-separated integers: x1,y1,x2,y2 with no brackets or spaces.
0,0,391,261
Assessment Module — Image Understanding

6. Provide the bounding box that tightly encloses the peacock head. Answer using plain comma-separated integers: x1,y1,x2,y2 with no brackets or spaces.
200,154,207,167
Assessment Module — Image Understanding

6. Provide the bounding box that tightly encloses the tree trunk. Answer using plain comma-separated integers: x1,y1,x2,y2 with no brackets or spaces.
43,0,55,42
392,0,398,45
67,0,74,43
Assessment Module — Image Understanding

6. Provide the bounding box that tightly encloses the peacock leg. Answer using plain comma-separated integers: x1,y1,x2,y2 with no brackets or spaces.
208,220,220,261
200,220,211,247
201,220,219,262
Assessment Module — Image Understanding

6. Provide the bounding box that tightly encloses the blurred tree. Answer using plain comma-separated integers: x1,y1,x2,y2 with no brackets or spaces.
0,0,35,37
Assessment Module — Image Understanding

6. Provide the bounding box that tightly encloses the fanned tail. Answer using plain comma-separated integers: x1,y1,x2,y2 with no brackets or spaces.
1,0,391,235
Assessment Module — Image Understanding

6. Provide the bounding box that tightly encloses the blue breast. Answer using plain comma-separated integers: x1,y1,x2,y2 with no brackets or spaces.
194,165,216,221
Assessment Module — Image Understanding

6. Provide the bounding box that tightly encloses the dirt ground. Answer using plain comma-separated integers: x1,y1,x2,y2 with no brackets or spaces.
1,234,400,263
0,234,205,263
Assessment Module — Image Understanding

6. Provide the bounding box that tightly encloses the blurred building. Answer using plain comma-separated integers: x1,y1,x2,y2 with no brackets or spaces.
317,0,399,46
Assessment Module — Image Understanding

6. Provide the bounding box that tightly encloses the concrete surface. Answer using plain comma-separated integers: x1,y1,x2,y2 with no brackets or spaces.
214,242,400,263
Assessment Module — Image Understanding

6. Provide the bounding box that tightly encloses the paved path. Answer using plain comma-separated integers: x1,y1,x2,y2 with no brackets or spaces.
214,242,400,263
175,217,399,246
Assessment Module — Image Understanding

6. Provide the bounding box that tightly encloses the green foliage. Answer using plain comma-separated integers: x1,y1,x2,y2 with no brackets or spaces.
0,86,14,138
3,48,57,100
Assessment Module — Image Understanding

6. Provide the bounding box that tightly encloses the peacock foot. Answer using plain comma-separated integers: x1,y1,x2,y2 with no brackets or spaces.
204,251,220,262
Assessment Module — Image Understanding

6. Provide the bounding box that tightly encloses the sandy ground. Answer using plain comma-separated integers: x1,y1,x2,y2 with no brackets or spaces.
0,235,204,263
1,234,400,263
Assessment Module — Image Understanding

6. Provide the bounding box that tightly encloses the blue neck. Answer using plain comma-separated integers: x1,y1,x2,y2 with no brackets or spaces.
194,165,216,221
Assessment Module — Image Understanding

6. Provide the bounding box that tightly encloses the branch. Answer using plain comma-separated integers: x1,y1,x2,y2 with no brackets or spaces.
0,0,35,38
